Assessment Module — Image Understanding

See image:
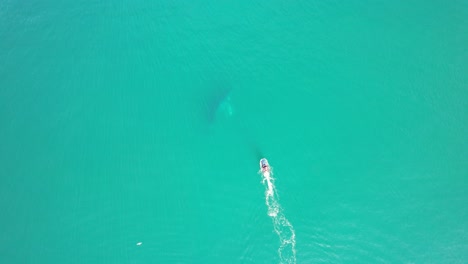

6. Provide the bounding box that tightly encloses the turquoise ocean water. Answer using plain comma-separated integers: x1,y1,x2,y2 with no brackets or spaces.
1,0,467,263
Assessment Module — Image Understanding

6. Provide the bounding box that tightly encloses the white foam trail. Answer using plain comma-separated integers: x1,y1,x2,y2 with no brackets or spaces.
261,169,296,264
263,171,274,197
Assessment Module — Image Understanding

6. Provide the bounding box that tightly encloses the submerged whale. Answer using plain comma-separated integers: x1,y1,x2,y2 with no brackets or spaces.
205,86,233,123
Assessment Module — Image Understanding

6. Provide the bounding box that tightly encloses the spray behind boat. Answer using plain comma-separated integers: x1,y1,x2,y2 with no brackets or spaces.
258,158,296,264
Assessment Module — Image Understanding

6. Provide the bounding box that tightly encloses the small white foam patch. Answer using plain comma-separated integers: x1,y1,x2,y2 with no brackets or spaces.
136,242,142,246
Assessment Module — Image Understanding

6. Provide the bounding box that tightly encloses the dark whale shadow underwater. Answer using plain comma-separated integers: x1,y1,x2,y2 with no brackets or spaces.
197,81,265,164
203,84,233,124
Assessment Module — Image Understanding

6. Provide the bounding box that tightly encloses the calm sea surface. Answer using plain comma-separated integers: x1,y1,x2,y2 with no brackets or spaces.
1,0,467,263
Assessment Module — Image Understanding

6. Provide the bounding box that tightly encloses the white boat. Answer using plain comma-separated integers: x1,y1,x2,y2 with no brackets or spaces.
259,158,270,173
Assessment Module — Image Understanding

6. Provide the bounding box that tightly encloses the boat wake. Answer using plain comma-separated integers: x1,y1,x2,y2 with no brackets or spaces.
260,159,296,264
